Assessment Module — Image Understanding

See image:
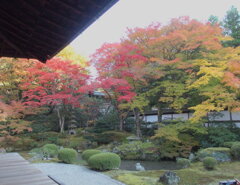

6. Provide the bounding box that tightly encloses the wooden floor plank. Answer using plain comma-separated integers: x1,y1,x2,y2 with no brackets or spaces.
0,153,57,185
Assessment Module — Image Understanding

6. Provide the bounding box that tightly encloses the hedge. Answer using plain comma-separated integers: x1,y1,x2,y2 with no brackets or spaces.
203,157,217,170
42,144,59,157
58,148,77,164
82,149,102,161
88,152,121,171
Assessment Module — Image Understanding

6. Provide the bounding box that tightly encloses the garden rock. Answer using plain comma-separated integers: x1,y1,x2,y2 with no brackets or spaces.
135,163,145,171
126,136,141,142
159,171,180,185
188,153,195,162
0,148,6,153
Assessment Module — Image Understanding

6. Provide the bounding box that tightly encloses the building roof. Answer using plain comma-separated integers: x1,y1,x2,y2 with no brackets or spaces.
0,0,118,61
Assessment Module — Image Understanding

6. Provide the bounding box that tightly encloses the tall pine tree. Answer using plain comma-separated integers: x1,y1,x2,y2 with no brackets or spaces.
223,6,240,47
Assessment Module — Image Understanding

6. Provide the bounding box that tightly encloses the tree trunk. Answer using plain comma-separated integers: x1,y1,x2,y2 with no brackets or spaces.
157,107,163,123
134,108,142,138
119,116,124,131
56,107,65,133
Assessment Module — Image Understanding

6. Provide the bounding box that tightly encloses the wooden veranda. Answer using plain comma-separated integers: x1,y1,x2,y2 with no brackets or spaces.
0,153,58,185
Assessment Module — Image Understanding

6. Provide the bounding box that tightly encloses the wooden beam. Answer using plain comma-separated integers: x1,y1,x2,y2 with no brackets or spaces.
0,17,31,38
36,26,66,40
45,8,81,26
0,31,25,56
42,17,72,34
88,0,102,8
30,31,63,45
0,18,60,50
0,8,33,32
57,0,88,16
0,27,50,60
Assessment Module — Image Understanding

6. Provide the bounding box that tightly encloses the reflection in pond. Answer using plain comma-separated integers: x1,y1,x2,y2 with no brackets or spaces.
120,160,181,171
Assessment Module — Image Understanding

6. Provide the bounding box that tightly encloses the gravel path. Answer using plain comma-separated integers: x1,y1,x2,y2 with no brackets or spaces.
33,163,125,185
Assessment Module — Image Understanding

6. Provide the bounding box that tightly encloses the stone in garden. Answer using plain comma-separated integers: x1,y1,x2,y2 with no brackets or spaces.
0,148,6,153
135,163,145,171
126,135,141,142
159,171,180,185
189,153,195,162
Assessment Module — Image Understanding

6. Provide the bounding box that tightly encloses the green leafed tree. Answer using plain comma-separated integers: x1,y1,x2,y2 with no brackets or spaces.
223,6,240,47
208,15,219,26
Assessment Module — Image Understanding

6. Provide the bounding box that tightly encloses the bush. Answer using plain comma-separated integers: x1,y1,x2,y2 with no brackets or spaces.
177,158,190,168
14,138,38,151
224,141,240,148
93,131,130,144
31,132,60,144
201,127,238,147
57,137,87,150
88,152,121,171
42,144,59,157
82,149,102,161
152,122,207,159
58,148,77,164
197,147,231,162
231,143,240,160
93,111,119,133
113,141,159,161
0,137,38,151
203,157,217,170
29,147,42,154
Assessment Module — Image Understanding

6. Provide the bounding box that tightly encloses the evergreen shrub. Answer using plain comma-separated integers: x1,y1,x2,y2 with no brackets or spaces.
42,144,59,157
176,158,191,168
231,143,240,159
203,157,217,170
58,148,77,164
82,149,102,161
88,152,121,171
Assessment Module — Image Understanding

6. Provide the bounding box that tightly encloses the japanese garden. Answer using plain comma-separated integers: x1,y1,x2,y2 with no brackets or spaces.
2,4,240,185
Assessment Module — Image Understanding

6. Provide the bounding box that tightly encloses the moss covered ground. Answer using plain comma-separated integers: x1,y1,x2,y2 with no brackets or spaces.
104,162,240,185
19,151,240,185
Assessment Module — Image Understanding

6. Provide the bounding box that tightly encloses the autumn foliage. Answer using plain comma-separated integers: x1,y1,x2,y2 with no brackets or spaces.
22,57,89,133
2,14,240,139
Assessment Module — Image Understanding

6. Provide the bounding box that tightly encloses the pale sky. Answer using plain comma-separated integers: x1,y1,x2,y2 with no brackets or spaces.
70,0,240,58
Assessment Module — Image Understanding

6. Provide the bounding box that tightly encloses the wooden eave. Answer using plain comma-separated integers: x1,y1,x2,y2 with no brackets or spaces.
0,0,118,62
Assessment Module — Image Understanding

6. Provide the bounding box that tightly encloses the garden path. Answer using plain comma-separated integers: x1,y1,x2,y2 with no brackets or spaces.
33,163,125,185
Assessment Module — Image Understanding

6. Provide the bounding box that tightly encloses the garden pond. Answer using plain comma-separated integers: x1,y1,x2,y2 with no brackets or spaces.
76,153,180,171
119,160,181,171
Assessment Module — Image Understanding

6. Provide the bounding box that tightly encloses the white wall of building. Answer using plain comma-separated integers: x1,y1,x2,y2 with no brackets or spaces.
232,112,240,120
142,111,240,123
145,115,158,122
172,113,188,120
208,111,230,121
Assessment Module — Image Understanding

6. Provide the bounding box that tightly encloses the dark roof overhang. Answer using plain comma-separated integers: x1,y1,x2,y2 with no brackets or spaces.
0,0,118,62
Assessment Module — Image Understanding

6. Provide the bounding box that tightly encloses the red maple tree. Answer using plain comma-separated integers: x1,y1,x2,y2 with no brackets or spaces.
22,57,89,133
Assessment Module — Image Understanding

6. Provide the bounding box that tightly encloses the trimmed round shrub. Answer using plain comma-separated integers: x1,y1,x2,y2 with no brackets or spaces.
58,148,77,164
88,152,121,171
231,143,240,160
177,158,190,168
203,157,217,170
82,149,102,161
42,144,59,157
